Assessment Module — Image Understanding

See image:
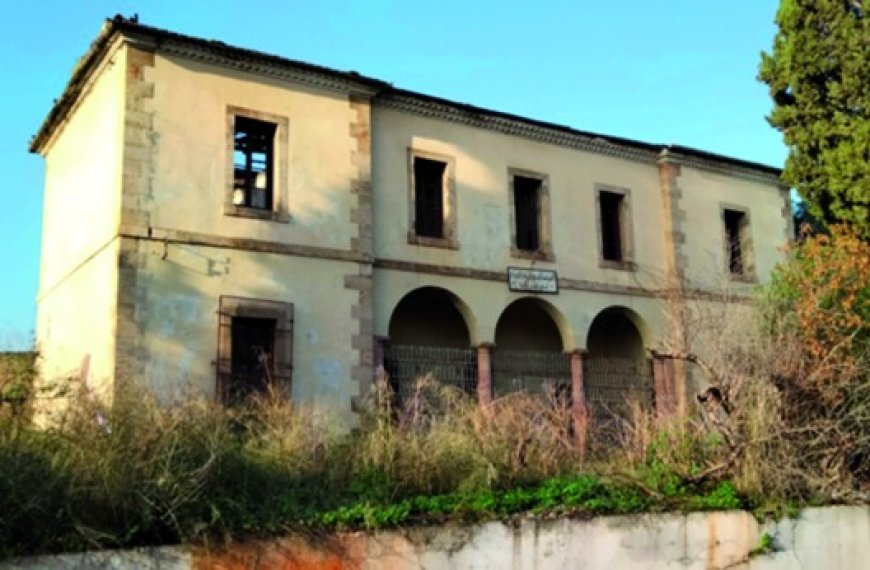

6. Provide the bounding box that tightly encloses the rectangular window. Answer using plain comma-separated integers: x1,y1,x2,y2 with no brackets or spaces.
233,116,277,210
599,191,625,262
513,175,541,252
414,156,446,238
228,316,276,403
723,209,748,276
217,296,294,405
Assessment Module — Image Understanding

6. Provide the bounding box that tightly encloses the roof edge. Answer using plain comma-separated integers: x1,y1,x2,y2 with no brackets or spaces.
30,16,784,184
29,19,119,154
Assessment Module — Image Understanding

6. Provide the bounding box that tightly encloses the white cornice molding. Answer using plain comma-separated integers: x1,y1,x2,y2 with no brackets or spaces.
376,93,660,165
137,34,382,98
658,149,783,187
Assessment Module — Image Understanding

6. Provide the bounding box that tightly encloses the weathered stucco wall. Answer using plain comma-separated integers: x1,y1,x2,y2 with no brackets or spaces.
373,268,667,350
371,107,669,290
35,238,119,403
7,506,867,569
677,167,790,291
131,239,360,414
35,43,127,397
146,53,358,250
38,42,125,292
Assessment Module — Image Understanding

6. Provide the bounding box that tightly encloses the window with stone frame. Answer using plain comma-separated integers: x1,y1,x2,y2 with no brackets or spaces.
509,169,554,260
224,106,289,222
217,296,293,405
722,207,752,279
595,185,634,269
408,149,458,249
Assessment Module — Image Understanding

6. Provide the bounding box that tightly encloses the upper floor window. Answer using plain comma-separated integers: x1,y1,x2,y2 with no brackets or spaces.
514,175,540,251
722,207,753,279
595,185,634,269
224,106,289,222
414,156,446,238
408,149,458,249
509,169,554,260
233,116,276,210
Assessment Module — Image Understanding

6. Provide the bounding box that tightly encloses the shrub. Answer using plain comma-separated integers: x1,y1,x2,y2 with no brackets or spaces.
758,225,869,499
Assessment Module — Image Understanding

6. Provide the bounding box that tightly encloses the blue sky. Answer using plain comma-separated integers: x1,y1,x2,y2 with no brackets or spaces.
0,1,785,349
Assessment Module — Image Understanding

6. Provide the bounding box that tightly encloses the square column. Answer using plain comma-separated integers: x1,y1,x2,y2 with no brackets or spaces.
569,350,588,459
476,343,494,408
652,352,679,418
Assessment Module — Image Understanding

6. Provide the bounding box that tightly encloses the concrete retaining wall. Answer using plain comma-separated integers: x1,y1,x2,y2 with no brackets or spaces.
4,506,867,569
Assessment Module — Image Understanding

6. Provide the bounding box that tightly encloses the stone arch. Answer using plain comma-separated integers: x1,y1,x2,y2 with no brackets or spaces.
585,306,649,361
494,297,573,352
388,286,477,347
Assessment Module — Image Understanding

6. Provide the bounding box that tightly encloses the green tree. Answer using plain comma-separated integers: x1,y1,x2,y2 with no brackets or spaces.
759,0,870,237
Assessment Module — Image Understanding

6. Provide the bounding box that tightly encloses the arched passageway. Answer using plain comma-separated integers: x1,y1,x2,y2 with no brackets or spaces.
492,298,571,397
584,307,653,423
385,287,476,399
388,287,471,348
586,307,644,361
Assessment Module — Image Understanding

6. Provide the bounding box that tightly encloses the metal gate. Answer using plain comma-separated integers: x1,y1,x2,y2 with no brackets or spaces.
383,345,477,404
491,349,572,398
583,356,653,423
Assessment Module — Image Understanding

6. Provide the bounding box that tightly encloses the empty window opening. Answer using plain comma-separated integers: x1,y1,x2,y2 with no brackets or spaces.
514,175,541,252
233,116,276,210
228,316,276,403
600,191,625,262
414,157,447,238
724,209,747,275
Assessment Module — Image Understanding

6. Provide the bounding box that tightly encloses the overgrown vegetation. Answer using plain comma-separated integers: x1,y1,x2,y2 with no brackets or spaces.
0,379,743,559
665,225,869,505
0,351,36,419
1,227,866,558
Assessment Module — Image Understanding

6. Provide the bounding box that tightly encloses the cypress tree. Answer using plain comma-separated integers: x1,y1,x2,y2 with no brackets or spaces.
759,0,870,236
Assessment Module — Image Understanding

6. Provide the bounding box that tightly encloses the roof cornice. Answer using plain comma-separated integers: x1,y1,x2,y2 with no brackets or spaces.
657,148,784,187
31,17,785,188
376,92,660,165
136,31,386,98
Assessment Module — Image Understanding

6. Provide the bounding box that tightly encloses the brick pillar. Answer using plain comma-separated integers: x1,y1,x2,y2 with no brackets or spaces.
653,353,678,419
476,343,493,408
570,350,588,459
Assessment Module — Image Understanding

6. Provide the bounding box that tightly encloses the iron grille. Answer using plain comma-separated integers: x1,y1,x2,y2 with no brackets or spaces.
491,349,571,397
384,344,477,404
584,356,653,422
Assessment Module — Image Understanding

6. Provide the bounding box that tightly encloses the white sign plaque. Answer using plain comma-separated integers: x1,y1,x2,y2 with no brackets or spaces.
507,267,559,294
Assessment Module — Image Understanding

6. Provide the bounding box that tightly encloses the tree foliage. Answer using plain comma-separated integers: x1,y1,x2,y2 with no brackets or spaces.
759,0,870,236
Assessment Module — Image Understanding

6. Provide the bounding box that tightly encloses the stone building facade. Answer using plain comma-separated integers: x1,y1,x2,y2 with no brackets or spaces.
31,17,791,428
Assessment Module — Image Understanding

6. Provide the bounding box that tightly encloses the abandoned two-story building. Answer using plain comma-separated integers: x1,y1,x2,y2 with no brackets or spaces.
31,17,791,426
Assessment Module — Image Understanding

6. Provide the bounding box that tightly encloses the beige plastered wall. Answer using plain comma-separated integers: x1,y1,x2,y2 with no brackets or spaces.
145,54,358,249
373,270,668,352
372,107,670,350
35,43,126,397
118,50,365,410
677,166,790,291
372,107,669,290
131,239,359,415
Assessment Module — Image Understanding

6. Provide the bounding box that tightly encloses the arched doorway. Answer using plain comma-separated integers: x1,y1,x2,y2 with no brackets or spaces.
492,298,571,397
584,307,653,423
385,287,477,399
